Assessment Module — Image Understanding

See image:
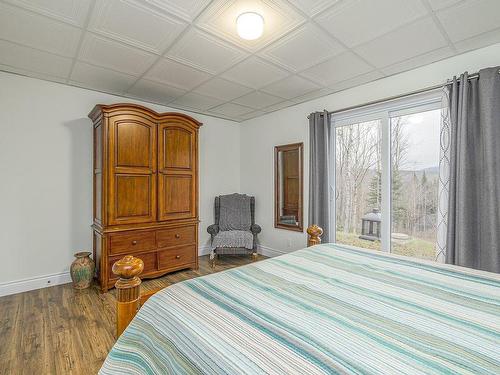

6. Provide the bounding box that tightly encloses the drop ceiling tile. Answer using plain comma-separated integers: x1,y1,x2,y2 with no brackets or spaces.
380,46,454,76
300,51,373,86
260,23,344,72
0,64,68,84
287,0,340,16
329,70,385,92
79,33,157,76
261,75,321,99
143,0,212,22
192,77,253,101
262,100,295,112
221,56,290,89
70,62,137,93
315,0,427,48
170,92,224,111
237,110,266,121
0,40,73,78
233,91,284,109
437,0,500,43
237,109,266,121
127,79,186,104
167,29,247,74
0,3,82,57
354,17,448,68
290,87,334,103
5,0,92,27
145,58,212,90
426,0,463,11
454,27,500,53
89,0,187,54
209,102,254,117
196,0,305,52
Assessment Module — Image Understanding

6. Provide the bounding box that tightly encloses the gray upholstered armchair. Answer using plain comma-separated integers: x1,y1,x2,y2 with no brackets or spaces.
207,193,261,265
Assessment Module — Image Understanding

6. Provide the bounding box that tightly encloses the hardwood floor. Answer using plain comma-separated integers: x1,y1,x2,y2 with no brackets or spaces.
0,254,265,375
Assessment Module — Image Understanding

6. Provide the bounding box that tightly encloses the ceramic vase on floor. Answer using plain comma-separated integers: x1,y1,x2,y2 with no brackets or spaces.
70,252,95,289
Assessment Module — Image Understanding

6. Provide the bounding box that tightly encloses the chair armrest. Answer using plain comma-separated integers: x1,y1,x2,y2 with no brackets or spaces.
207,224,219,236
250,224,261,234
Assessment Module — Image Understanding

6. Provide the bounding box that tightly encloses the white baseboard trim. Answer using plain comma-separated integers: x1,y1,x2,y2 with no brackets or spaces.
198,245,212,256
258,245,287,258
0,246,256,297
0,271,71,298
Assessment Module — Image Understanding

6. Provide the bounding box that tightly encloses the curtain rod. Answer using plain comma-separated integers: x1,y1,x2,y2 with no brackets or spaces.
309,70,486,119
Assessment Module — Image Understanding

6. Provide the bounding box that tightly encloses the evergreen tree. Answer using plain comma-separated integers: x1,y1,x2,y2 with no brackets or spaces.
367,170,381,209
391,169,406,229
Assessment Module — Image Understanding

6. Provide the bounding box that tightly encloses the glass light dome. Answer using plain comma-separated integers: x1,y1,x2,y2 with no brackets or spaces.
236,12,264,40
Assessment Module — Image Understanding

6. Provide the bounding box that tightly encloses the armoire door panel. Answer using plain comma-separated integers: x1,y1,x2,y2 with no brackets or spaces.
108,113,157,225
158,122,197,221
159,126,193,170
158,174,194,220
112,174,156,223
114,119,155,169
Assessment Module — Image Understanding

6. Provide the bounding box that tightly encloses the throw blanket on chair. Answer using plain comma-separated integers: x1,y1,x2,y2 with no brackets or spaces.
219,194,251,231
211,230,254,251
211,194,253,253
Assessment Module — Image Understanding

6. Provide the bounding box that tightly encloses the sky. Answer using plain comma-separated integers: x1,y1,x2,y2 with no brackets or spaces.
397,109,441,171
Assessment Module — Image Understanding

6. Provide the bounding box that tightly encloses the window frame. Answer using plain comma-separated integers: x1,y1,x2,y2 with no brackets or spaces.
330,89,443,253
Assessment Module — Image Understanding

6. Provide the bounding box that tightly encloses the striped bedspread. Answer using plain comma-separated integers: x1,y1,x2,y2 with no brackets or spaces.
100,244,500,375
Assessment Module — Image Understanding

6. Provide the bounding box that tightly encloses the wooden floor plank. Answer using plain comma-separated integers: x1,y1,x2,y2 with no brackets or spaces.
0,254,265,375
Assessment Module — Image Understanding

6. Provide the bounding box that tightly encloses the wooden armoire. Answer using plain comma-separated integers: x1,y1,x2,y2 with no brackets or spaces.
89,104,202,292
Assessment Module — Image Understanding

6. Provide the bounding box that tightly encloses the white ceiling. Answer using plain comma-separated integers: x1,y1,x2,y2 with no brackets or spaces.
0,0,499,122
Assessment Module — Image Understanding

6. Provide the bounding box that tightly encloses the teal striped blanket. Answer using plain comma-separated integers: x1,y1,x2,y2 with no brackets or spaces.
100,244,500,374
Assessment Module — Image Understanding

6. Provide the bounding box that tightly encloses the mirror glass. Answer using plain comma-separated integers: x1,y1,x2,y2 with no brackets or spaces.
275,143,303,232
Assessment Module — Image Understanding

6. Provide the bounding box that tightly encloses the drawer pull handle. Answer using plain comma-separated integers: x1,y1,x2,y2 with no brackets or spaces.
131,240,137,245
175,255,181,259
175,234,180,239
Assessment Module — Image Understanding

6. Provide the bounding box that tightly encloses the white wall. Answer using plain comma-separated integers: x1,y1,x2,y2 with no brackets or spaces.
0,72,240,291
240,42,500,255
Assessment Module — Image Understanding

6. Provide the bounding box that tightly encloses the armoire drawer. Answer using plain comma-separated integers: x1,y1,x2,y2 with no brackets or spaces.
109,230,156,255
108,251,157,281
157,225,196,248
158,245,196,270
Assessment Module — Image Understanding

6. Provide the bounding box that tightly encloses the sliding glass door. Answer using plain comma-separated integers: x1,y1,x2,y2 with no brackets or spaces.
331,92,442,260
390,109,441,260
335,119,382,251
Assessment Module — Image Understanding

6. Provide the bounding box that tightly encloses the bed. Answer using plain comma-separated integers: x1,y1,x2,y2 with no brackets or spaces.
101,227,500,374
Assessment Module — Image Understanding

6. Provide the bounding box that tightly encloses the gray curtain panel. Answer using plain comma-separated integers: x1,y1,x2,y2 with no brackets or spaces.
446,67,500,273
308,110,332,242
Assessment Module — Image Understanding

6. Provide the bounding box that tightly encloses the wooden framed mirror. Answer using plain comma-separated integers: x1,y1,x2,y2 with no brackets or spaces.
275,143,303,232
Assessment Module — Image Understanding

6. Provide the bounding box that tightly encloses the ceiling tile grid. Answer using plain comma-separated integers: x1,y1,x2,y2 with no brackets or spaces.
88,0,188,54
78,33,158,76
4,0,92,27
127,78,187,104
315,0,428,48
70,61,138,94
142,0,212,22
259,22,345,72
192,77,253,101
145,57,213,90
0,0,499,122
0,39,74,78
0,2,82,57
166,28,248,74
220,56,290,89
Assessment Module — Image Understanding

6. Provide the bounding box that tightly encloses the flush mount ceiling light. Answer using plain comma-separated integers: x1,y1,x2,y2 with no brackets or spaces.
236,12,264,40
